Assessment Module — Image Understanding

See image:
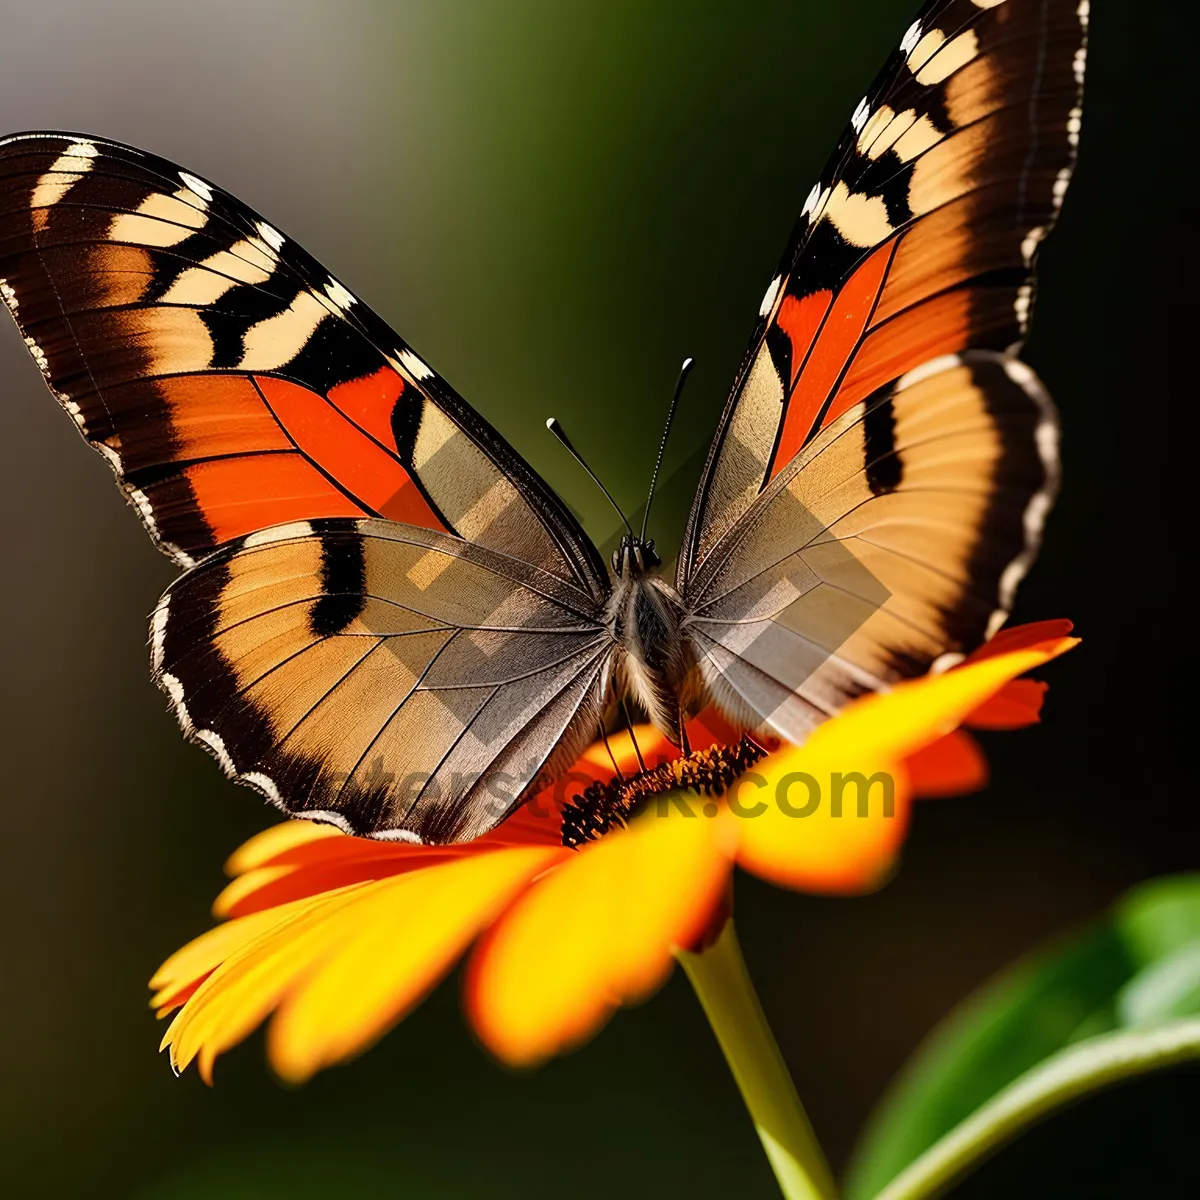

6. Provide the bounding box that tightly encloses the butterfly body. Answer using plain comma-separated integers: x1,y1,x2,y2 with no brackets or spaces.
0,0,1088,843
606,535,695,744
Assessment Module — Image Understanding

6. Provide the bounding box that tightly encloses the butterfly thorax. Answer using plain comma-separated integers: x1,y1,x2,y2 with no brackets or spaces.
607,535,693,744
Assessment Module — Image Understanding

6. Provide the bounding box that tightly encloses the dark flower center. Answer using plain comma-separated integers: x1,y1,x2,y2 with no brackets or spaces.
560,736,768,849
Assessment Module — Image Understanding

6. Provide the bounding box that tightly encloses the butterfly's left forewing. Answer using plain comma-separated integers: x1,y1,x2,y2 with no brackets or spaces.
0,131,611,841
0,132,606,599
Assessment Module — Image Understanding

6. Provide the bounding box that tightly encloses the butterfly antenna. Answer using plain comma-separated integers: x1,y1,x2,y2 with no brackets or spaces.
546,417,634,538
640,357,694,541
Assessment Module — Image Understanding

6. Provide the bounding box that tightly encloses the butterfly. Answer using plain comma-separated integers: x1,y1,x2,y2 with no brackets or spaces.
0,0,1087,844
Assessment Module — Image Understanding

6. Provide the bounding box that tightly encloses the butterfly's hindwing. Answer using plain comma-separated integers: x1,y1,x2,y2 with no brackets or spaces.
154,518,611,843
683,350,1058,742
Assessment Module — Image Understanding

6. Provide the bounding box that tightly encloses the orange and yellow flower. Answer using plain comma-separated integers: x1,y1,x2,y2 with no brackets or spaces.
151,620,1077,1082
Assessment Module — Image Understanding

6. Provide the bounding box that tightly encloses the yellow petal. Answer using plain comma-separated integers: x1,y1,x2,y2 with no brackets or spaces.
149,890,336,1011
267,846,563,1083
803,637,1077,764
162,885,372,1082
736,755,911,893
224,819,343,876
734,634,1075,893
467,801,734,1067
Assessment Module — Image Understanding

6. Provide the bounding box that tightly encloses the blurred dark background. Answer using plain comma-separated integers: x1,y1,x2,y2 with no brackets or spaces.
0,1,1193,1196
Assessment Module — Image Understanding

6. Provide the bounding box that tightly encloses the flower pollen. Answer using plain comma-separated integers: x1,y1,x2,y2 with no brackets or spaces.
560,736,768,848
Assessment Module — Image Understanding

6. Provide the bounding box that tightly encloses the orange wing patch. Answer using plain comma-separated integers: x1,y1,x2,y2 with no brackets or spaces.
767,242,895,480
255,375,445,530
182,453,363,547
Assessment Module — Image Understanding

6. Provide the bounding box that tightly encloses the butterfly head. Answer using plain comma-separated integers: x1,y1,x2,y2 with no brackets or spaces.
611,534,661,578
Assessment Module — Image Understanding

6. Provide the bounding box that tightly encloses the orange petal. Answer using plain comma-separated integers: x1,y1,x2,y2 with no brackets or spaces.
903,730,988,797
965,678,1048,729
466,802,734,1067
268,846,564,1083
213,845,466,919
735,753,911,893
802,634,1078,765
962,619,1075,663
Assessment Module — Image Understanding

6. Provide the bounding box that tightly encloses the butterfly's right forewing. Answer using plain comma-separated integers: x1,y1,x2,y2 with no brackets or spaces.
678,0,1086,741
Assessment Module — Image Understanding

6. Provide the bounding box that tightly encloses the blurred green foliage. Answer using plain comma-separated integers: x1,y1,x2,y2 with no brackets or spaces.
846,876,1200,1198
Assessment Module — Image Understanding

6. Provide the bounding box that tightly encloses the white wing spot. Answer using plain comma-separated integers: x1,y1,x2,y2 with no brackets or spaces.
1014,282,1033,328
397,348,434,381
1001,357,1039,389
24,335,50,375
127,486,160,537
0,280,18,312
375,827,425,844
1020,226,1045,266
930,652,966,673
151,597,169,673
257,221,286,251
800,181,822,217
159,672,193,735
241,772,283,807
178,171,214,202
62,396,87,430
850,96,870,133
1066,105,1083,148
1051,166,1072,209
900,21,922,55
195,729,237,776
298,809,357,834
759,275,782,318
324,277,356,310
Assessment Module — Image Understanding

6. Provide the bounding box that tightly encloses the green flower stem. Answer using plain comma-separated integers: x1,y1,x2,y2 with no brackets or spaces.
679,920,837,1200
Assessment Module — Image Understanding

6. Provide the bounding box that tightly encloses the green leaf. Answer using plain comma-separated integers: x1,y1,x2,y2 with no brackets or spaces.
844,874,1200,1200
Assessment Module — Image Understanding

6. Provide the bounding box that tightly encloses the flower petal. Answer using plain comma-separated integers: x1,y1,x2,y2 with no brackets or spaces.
965,678,1048,729
224,819,344,875
268,846,564,1083
150,892,338,1013
803,634,1078,765
213,845,464,919
733,632,1076,892
962,618,1074,663
735,754,911,893
163,884,374,1082
163,847,563,1082
466,803,734,1067
903,730,988,797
